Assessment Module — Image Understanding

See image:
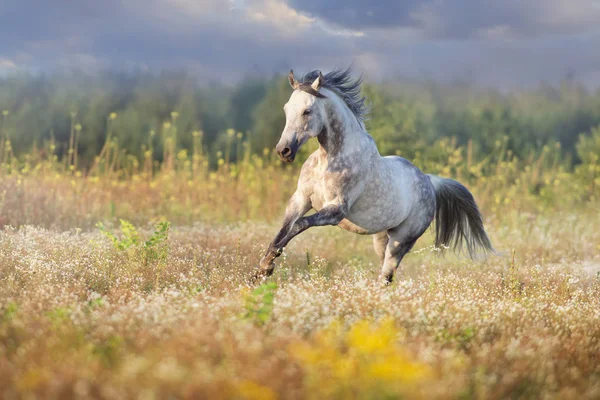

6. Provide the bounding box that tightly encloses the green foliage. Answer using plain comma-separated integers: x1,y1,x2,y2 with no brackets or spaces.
250,77,289,155
97,219,170,264
2,71,599,169
97,219,140,251
436,326,477,352
243,281,277,326
576,125,600,165
92,335,123,368
574,126,600,200
143,221,171,264
1,301,18,323
47,307,71,327
86,297,105,311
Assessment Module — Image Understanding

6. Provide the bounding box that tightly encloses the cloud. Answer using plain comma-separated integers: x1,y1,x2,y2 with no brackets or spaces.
0,0,599,87
286,0,600,39
286,1,418,30
245,0,316,32
0,58,18,70
357,31,600,87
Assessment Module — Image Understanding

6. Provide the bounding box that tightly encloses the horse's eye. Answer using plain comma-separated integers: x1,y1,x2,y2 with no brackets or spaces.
303,109,312,116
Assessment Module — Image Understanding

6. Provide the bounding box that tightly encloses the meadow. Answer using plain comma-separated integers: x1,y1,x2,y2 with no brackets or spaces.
1,77,600,399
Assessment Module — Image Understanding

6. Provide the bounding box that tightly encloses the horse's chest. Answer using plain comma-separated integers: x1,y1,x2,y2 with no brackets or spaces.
307,165,359,210
309,185,326,210
308,170,340,210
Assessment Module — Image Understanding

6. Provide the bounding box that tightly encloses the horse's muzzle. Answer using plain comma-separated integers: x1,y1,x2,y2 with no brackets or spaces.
276,140,298,163
278,149,295,163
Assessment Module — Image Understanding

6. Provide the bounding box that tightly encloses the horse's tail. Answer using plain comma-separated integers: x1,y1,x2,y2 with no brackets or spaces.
427,175,494,258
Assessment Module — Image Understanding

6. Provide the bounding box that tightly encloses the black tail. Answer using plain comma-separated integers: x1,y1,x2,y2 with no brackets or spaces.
428,175,494,258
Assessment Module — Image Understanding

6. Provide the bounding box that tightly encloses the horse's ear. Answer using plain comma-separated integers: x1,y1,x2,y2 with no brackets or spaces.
311,71,323,91
288,70,298,89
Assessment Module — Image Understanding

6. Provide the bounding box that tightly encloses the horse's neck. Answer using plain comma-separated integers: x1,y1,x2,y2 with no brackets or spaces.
318,97,372,161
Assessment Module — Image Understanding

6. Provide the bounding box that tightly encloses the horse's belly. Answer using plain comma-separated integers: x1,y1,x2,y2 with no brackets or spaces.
342,201,405,234
342,177,414,234
337,218,372,234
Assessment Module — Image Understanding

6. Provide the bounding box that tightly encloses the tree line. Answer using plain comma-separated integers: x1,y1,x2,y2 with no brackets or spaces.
1,70,599,168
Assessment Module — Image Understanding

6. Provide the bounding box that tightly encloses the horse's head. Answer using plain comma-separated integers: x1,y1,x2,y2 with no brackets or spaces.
276,70,327,163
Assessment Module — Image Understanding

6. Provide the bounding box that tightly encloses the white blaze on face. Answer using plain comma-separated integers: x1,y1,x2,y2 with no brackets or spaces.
280,89,319,147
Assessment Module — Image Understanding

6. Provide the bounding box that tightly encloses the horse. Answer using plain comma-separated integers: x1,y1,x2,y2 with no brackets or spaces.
253,67,494,284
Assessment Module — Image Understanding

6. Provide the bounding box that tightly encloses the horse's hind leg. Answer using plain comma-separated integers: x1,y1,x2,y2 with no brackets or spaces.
378,233,417,284
379,220,430,283
372,232,388,267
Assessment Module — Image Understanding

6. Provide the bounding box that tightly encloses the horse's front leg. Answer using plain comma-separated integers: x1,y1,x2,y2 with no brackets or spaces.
254,191,312,278
253,202,347,281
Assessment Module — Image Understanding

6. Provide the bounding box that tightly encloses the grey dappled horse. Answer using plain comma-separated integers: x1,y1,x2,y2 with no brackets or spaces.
254,68,493,284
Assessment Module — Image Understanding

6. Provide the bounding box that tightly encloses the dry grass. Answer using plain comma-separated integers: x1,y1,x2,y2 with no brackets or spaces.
1,209,599,399
1,134,600,399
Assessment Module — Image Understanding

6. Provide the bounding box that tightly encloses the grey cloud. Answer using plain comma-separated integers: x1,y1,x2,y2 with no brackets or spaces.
0,0,599,88
0,0,352,74
286,0,600,39
282,1,418,29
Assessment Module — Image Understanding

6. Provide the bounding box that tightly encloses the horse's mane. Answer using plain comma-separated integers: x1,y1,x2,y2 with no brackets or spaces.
299,67,369,122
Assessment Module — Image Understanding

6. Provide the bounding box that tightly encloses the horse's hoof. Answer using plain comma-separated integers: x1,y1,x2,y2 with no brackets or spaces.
248,272,264,285
248,268,272,285
377,275,392,288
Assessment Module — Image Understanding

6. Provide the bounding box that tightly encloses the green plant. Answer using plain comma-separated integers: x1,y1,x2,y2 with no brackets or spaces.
243,281,277,326
1,301,18,323
86,296,104,311
96,220,170,264
97,219,140,251
92,335,123,368
143,221,171,264
47,307,71,327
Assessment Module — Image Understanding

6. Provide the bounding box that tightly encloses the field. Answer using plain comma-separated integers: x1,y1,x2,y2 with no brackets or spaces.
1,126,600,399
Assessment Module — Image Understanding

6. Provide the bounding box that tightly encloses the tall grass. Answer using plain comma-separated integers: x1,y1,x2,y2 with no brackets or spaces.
0,112,598,230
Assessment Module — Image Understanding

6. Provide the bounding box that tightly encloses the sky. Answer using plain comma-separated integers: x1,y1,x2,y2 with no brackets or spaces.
1,0,600,88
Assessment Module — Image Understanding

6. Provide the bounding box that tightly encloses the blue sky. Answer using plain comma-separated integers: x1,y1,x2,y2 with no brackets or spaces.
1,0,600,88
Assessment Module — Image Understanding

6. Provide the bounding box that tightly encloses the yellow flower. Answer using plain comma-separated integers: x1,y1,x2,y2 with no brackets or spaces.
237,380,277,400
177,149,188,160
290,318,430,398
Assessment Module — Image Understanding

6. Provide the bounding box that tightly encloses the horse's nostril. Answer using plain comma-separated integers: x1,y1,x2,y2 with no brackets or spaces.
281,147,292,157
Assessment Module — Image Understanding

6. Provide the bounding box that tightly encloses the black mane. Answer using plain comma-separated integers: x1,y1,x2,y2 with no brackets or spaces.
299,67,368,122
